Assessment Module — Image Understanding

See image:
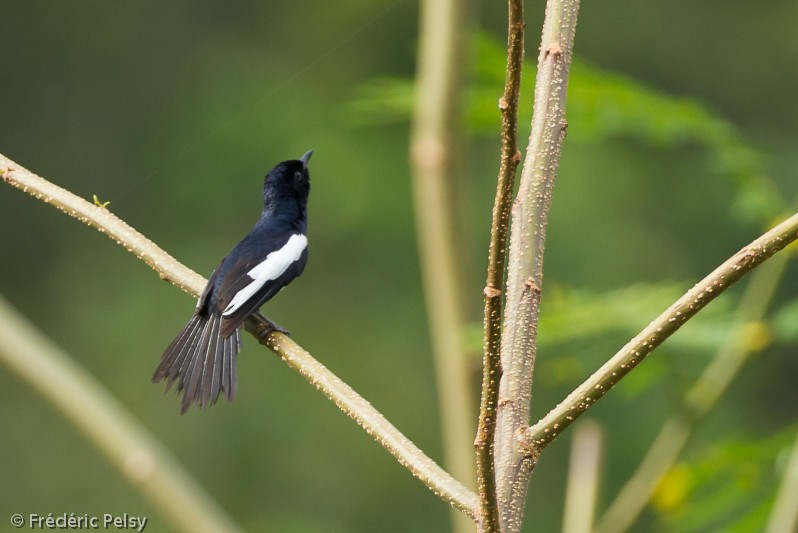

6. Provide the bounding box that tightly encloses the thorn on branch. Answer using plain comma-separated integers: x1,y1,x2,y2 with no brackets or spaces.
474,427,490,448
484,286,502,298
498,397,513,407
512,150,522,165
498,97,510,111
523,277,541,294
545,42,563,58
515,427,541,460
740,247,759,262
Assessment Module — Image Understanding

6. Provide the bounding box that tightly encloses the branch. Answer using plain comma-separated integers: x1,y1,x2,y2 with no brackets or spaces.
0,294,242,533
595,250,790,533
476,0,524,530
410,0,476,530
766,428,798,533
0,153,478,519
526,211,798,449
562,420,603,533
493,1,581,531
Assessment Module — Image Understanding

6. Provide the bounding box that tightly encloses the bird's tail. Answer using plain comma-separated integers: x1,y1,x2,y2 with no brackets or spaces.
152,310,242,413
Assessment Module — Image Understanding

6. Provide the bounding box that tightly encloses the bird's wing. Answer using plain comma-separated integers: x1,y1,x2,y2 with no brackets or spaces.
216,233,308,336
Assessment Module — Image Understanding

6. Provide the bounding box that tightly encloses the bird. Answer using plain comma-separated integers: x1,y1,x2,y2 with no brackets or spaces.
153,151,312,413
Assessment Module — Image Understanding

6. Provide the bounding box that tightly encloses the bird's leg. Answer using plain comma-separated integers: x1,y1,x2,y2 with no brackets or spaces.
252,311,290,337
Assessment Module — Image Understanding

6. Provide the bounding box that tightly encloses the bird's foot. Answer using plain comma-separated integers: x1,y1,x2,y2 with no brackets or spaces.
252,312,290,337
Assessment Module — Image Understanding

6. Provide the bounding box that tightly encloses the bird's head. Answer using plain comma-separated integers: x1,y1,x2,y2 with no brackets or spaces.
262,150,312,209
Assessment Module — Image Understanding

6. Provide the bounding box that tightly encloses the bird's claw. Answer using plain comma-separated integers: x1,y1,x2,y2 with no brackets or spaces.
253,312,290,337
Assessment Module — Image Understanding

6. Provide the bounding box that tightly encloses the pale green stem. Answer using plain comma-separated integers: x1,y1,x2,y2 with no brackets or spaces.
562,420,603,533
410,0,476,530
766,429,798,533
595,418,689,533
0,294,242,533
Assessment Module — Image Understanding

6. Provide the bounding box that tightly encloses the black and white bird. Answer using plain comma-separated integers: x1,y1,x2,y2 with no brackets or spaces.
153,151,312,413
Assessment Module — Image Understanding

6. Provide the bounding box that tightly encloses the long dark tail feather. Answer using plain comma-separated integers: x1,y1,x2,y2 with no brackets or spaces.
153,311,241,413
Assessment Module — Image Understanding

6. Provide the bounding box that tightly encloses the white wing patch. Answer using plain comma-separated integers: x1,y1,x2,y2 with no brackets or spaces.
222,234,307,316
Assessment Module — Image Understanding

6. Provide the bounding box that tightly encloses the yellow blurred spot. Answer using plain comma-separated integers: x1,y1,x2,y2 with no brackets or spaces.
739,321,772,352
652,464,692,512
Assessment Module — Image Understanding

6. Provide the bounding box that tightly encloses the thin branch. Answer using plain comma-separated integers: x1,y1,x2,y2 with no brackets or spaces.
0,153,479,519
0,294,242,533
410,0,476,530
475,0,524,529
493,1,581,531
526,210,798,449
562,420,603,533
766,428,798,533
595,250,790,533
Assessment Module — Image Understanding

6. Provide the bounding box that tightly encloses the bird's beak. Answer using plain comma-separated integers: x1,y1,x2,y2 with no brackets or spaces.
299,150,313,169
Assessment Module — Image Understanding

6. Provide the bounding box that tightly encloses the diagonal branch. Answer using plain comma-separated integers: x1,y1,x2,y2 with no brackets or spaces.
475,0,524,530
525,210,798,450
595,250,790,533
0,153,478,519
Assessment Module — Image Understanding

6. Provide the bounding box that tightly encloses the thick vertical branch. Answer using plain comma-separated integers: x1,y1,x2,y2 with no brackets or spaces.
492,1,580,531
410,0,476,530
475,0,524,530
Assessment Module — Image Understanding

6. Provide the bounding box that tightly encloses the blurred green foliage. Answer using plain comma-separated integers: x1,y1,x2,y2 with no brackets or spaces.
352,33,785,225
656,426,798,532
1,1,797,532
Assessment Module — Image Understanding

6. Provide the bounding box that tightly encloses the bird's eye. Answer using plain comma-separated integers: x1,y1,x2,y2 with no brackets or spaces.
294,171,302,180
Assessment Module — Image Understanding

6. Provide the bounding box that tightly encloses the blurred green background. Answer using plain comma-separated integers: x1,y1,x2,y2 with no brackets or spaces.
1,1,797,531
